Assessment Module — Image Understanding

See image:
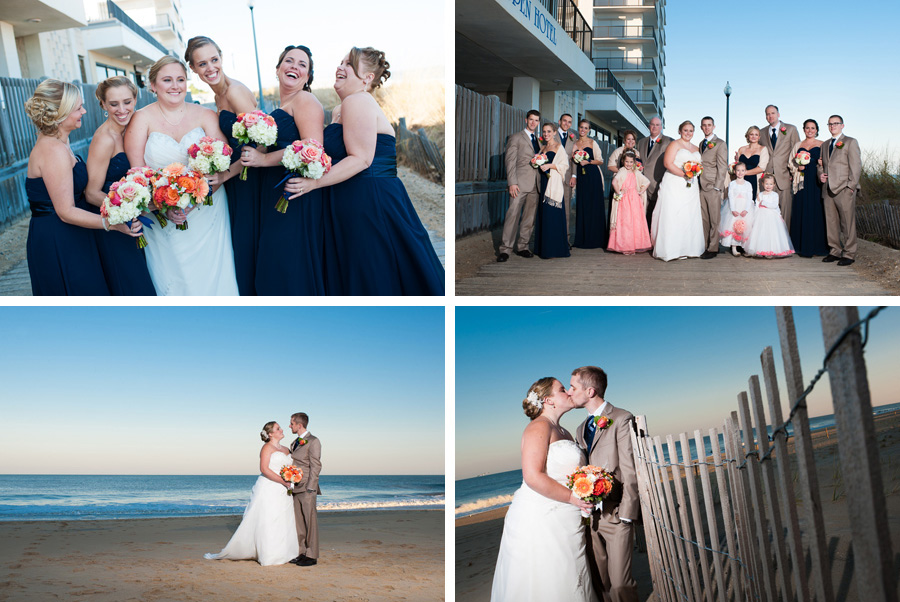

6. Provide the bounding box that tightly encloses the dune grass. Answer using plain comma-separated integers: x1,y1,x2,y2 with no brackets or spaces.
859,146,900,205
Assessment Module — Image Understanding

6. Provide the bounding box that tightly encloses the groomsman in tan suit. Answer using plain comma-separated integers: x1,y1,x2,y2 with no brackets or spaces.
818,115,862,265
697,116,729,258
761,105,800,228
557,113,576,236
636,117,672,224
571,366,639,602
288,412,322,567
499,110,542,262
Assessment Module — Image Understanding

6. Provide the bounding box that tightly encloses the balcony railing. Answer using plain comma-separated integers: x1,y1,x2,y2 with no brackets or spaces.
533,0,592,58
593,0,655,6
624,88,658,106
593,25,656,39
91,0,168,55
593,68,649,127
593,57,657,78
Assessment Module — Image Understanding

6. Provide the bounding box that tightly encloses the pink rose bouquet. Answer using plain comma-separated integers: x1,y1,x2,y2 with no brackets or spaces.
187,136,233,205
101,170,154,249
275,139,332,213
232,110,278,180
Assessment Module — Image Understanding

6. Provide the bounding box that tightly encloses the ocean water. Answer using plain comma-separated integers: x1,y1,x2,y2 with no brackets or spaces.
0,474,444,521
456,403,900,518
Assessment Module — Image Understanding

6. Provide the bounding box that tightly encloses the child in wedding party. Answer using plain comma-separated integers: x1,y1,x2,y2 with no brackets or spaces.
607,150,652,254
719,162,755,256
744,174,795,258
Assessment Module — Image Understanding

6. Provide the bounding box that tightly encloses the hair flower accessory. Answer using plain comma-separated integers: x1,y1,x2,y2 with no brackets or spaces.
260,430,269,440
526,391,543,409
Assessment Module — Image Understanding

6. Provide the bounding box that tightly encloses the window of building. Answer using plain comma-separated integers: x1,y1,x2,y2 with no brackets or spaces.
96,63,127,82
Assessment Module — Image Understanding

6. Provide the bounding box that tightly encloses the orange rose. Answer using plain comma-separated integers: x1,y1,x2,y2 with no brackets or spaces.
176,176,197,192
164,186,181,206
162,163,184,177
196,178,210,198
593,478,612,496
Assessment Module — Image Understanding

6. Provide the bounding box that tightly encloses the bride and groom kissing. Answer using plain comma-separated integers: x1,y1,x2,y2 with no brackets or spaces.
491,366,640,602
205,413,322,567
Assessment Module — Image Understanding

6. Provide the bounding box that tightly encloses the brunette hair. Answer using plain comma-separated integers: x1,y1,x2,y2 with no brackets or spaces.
571,366,608,398
623,129,637,143
24,79,82,136
526,109,541,119
618,149,638,169
260,421,277,442
803,119,819,134
523,377,555,420
95,76,137,108
276,45,315,91
348,46,391,90
291,412,309,428
761,173,776,187
184,35,223,68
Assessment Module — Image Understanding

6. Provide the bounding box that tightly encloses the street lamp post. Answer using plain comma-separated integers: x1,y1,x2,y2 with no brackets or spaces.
724,81,732,152
248,0,265,112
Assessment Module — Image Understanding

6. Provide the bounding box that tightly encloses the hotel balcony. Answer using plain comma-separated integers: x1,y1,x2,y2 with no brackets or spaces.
141,12,183,50
583,68,649,135
593,56,659,86
82,0,167,70
0,1,87,36
624,87,658,107
592,24,663,53
457,0,595,93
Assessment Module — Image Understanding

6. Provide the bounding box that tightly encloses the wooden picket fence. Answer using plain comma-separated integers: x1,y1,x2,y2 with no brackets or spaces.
394,117,444,184
856,200,900,249
631,306,897,602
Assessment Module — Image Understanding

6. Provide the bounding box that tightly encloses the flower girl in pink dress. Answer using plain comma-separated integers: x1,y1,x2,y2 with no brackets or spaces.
745,174,795,258
607,150,652,254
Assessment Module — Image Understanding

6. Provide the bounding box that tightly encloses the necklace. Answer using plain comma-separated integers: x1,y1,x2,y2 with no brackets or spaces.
157,103,185,127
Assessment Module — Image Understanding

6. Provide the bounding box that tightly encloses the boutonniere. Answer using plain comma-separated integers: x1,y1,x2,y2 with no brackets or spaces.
835,140,844,149
593,415,613,430
568,133,575,140
780,126,787,135
707,141,716,149
296,437,307,447
538,136,545,144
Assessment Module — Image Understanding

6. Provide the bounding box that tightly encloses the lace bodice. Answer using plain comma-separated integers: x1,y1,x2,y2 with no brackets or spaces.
144,127,206,169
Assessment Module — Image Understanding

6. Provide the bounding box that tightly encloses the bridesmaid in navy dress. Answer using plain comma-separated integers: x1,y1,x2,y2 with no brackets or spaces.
241,45,325,295
532,123,570,259
734,126,769,200
572,119,606,249
84,76,156,295
186,36,258,295
789,119,828,257
283,47,444,296
24,80,142,295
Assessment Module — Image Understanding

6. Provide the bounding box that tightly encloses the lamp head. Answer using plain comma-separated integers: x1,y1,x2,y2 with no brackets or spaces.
724,82,732,97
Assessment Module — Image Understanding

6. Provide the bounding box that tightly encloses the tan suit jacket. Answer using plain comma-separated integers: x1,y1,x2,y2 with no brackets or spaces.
290,432,321,558
698,135,728,193
761,121,800,191
818,134,862,259
505,130,541,194
635,135,673,200
818,135,861,194
559,129,576,232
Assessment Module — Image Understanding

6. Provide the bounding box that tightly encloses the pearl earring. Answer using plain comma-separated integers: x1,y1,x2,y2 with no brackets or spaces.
104,111,108,118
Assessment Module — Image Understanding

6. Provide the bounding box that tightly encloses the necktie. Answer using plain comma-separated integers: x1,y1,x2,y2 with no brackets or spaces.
830,139,835,156
701,140,708,153
292,437,300,451
771,128,777,148
585,418,597,451
648,138,654,154
559,132,566,146
531,133,539,154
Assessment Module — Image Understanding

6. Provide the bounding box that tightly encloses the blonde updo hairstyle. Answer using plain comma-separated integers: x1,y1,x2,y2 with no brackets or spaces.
745,126,761,143
24,79,82,137
148,56,188,90
184,35,222,68
348,46,391,90
95,76,137,108
523,377,556,420
260,421,277,442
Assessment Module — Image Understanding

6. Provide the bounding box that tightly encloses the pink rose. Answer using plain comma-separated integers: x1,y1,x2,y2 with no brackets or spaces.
119,182,138,200
299,143,323,164
243,113,260,126
132,175,147,186
188,144,200,159
291,141,304,154
223,145,232,156
110,181,120,191
110,194,122,206
200,143,215,155
199,136,216,144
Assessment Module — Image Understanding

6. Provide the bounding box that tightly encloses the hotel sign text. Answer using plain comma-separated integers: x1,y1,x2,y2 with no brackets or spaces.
511,0,557,46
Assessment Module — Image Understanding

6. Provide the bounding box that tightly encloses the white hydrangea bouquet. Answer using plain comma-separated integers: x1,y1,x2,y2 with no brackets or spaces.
232,110,278,180
101,167,154,248
187,136,232,205
275,138,332,213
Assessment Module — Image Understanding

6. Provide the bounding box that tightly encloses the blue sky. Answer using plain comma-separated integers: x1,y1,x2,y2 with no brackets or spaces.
455,306,898,479
656,0,897,159
0,307,444,476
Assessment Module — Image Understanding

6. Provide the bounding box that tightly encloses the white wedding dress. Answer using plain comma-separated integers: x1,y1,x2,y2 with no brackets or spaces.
204,451,299,566
650,147,706,261
491,440,596,602
142,127,239,295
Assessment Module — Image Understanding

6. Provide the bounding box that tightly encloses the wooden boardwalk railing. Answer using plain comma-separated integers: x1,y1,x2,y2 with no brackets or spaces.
630,306,897,602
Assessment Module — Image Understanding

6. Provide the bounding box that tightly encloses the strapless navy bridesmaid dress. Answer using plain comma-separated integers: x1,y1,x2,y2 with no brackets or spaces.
220,109,262,295
321,123,444,295
83,151,156,295
254,108,325,295
25,156,109,295
533,151,570,259
790,145,828,257
573,146,607,249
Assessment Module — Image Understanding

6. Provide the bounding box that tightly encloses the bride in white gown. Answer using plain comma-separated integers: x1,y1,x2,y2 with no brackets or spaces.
650,120,706,261
491,378,597,602
204,422,299,566
125,56,239,295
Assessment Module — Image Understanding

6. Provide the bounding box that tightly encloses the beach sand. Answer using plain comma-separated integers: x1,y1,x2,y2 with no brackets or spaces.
0,510,443,602
456,412,900,601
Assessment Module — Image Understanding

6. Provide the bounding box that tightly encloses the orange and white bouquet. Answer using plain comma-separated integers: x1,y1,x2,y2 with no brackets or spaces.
794,150,811,172
279,465,303,496
152,163,209,231
101,169,154,249
530,153,548,176
682,160,703,187
566,464,616,522
232,110,278,180
275,139,332,213
187,136,233,205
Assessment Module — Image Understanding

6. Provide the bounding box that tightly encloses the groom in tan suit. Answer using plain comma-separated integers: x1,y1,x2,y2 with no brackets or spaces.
636,117,672,224
499,110,542,262
761,105,800,228
289,412,322,567
571,366,639,602
698,116,729,258
818,115,862,265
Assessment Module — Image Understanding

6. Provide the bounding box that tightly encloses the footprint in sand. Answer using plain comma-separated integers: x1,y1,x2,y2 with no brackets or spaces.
359,540,382,545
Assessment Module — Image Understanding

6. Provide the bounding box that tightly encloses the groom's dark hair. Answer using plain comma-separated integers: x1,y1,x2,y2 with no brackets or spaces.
291,412,309,428
526,109,541,119
572,366,607,398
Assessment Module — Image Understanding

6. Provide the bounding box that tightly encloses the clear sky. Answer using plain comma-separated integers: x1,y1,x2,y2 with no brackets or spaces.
455,306,898,480
179,0,445,93
0,307,444,476
657,0,898,160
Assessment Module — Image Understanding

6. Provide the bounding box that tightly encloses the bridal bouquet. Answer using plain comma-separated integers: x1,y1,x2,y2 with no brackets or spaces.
275,138,332,213
232,110,278,180
573,149,589,175
794,150,811,171
530,153,548,176
152,163,209,231
567,465,616,524
101,170,154,249
279,465,303,496
187,136,233,205
682,161,702,187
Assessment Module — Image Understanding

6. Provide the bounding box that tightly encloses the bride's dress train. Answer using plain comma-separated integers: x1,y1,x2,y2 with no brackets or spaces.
142,127,239,295
204,451,299,566
490,440,596,601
